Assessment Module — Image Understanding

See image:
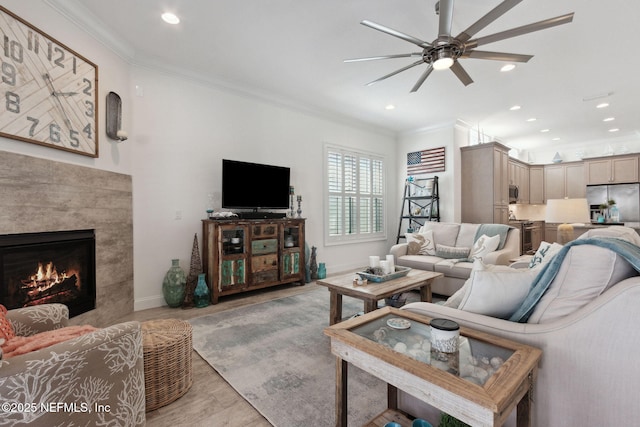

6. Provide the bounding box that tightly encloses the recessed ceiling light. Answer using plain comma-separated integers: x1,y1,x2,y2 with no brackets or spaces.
596,102,609,109
552,137,561,141
603,117,615,122
500,64,516,72
608,128,620,132
540,129,550,133
526,118,537,122
385,104,395,110
509,105,521,111
161,12,180,24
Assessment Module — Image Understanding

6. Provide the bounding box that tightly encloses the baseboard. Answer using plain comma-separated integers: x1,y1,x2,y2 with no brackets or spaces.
134,295,166,311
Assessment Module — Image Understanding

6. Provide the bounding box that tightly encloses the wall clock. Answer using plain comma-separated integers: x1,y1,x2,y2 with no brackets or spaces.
0,6,99,157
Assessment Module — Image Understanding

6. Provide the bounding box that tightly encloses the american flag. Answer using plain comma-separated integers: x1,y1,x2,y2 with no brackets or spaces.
407,147,445,175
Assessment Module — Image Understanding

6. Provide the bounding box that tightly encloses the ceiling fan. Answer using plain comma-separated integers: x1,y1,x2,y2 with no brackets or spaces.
346,0,574,92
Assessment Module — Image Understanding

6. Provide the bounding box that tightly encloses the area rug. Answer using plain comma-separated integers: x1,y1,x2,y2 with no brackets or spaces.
190,286,388,426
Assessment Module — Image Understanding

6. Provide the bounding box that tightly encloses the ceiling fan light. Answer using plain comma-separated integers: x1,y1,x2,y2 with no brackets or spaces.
433,56,454,70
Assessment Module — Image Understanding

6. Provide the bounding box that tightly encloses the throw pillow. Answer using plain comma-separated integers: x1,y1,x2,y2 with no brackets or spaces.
405,230,436,255
469,234,501,261
528,241,563,269
527,245,637,324
444,259,522,309
457,268,536,318
0,304,15,341
435,244,470,260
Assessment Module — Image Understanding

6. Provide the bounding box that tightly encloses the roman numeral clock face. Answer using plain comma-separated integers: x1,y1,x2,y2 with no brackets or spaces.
0,6,98,157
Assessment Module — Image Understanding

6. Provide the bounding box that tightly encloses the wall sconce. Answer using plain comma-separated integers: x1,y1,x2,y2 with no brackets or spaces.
106,91,128,142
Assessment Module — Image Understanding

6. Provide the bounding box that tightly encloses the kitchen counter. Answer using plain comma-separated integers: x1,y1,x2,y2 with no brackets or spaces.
544,223,640,243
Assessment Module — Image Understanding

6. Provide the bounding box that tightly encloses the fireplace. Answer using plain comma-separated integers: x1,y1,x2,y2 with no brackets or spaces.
0,230,96,318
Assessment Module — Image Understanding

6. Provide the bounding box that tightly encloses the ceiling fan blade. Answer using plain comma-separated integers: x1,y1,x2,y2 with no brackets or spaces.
361,20,431,48
410,65,434,93
344,53,422,63
466,13,574,48
438,0,455,39
366,59,426,86
456,0,522,43
450,61,473,86
462,50,533,62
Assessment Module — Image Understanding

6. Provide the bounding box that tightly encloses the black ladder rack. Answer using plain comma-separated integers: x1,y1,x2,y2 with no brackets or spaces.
396,176,440,243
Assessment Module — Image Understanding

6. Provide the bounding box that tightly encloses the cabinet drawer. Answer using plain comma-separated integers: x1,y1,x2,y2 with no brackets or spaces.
251,254,278,273
252,224,278,238
252,270,279,284
252,239,278,255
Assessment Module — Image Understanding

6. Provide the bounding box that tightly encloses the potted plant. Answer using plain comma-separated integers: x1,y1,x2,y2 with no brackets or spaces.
599,199,617,223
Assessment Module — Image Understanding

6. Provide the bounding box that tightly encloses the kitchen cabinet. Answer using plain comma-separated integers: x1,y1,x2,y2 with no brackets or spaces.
585,155,639,184
508,158,530,204
531,221,544,252
461,142,510,224
544,162,585,201
529,166,544,204
494,147,509,206
544,224,557,243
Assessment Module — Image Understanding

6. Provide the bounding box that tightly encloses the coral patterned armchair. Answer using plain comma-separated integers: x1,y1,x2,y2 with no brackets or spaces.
0,304,145,426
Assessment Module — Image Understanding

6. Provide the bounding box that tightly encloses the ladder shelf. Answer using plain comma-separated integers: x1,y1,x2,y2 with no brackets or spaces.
396,176,440,243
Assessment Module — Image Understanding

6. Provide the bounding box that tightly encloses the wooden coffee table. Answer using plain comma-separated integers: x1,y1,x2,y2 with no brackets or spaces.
316,269,442,325
324,307,542,427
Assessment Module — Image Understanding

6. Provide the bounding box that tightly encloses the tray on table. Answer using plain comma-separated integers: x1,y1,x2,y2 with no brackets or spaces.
357,265,411,283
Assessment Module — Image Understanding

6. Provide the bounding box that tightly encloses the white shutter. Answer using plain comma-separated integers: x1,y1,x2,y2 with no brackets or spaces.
325,145,386,244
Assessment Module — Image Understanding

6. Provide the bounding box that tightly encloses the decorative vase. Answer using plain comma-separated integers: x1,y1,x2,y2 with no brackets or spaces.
193,273,210,308
317,262,326,280
163,259,186,308
310,246,318,280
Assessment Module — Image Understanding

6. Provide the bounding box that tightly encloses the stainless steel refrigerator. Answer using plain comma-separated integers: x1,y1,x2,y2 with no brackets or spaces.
586,183,640,223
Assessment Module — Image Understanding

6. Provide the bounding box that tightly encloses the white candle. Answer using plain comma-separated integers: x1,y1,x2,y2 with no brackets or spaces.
379,260,391,274
368,256,380,268
386,254,395,273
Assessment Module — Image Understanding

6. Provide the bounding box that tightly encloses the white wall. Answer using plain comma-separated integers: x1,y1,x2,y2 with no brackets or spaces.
396,122,468,224
130,68,398,309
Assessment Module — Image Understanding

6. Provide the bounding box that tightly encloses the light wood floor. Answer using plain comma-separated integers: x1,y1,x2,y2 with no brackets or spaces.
119,283,316,427
121,283,433,426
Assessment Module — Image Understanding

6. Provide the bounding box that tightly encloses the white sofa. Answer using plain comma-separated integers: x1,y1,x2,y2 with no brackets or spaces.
390,222,520,296
397,227,640,426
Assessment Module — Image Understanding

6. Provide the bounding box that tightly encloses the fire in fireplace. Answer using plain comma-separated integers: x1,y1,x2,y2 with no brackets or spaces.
0,230,96,318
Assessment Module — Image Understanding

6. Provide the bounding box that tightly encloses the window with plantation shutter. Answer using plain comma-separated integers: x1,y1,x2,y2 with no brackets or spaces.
325,145,385,244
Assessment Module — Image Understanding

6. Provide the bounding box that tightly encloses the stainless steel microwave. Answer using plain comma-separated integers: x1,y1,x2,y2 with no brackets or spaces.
509,185,519,203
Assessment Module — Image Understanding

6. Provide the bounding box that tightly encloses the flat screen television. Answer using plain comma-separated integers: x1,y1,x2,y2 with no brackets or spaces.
222,159,290,210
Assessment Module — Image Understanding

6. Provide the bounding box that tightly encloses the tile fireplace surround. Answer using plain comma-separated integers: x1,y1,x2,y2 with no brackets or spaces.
0,151,133,327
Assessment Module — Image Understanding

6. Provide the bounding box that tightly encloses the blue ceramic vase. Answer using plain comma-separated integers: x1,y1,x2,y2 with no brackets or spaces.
193,273,210,308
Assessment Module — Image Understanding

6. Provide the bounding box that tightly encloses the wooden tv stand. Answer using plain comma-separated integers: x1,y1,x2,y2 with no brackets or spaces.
202,218,306,304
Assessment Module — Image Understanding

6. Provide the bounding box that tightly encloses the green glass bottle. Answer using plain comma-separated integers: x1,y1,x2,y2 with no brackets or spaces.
162,259,186,308
193,273,210,308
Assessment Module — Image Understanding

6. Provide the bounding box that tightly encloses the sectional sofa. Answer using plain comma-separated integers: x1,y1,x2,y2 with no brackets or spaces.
398,226,640,426
390,222,521,296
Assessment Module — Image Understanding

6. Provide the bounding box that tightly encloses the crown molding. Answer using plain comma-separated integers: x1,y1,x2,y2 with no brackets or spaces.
45,0,135,62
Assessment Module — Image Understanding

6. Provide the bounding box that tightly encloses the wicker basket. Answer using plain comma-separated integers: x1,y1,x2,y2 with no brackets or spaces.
142,319,193,411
